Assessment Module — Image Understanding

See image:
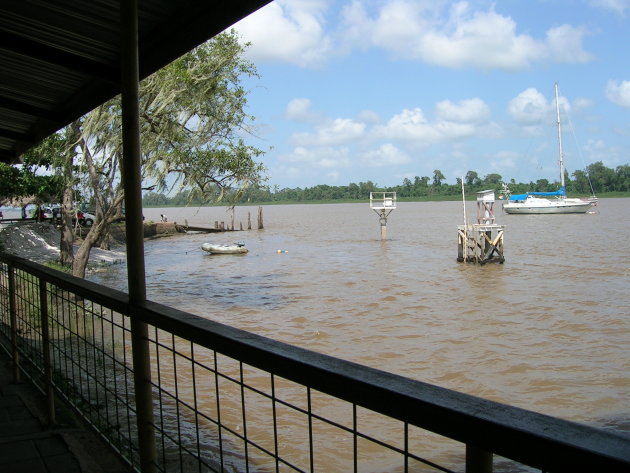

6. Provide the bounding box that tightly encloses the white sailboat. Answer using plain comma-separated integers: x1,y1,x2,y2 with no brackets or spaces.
502,83,595,215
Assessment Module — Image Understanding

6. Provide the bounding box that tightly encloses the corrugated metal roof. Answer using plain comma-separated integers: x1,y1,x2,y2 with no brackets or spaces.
0,0,271,163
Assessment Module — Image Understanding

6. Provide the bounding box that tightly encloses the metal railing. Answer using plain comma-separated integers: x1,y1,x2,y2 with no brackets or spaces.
1,251,628,473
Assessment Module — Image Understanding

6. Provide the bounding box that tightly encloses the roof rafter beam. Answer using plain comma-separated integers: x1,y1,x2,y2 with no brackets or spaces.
0,30,119,83
0,126,33,141
0,97,65,124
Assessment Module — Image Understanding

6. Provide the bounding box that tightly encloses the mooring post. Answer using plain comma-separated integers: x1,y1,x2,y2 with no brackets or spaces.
380,211,387,240
370,192,396,241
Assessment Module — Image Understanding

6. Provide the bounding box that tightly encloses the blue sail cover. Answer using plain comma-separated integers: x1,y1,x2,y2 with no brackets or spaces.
509,187,566,201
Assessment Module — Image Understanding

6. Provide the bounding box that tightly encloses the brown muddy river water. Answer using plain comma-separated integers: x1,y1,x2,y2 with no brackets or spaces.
91,199,630,440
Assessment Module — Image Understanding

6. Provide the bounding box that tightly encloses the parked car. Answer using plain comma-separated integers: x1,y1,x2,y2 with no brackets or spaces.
42,205,61,219
42,206,95,226
76,211,96,226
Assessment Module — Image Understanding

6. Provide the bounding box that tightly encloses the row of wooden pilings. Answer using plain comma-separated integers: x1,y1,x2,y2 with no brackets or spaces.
184,206,264,233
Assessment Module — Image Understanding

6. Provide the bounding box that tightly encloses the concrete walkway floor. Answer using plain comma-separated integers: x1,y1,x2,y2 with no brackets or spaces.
0,354,133,473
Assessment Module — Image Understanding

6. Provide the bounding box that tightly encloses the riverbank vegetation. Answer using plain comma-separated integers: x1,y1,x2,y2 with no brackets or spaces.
143,161,629,206
1,31,265,278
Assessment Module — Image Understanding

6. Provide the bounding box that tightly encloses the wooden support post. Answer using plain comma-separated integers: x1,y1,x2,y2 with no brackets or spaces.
258,206,264,229
466,445,493,473
247,211,251,230
457,225,505,265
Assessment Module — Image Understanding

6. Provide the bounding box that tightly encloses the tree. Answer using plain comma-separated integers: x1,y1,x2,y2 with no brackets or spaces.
433,170,446,187
586,161,615,193
482,173,502,186
615,164,630,191
38,29,266,278
465,171,481,187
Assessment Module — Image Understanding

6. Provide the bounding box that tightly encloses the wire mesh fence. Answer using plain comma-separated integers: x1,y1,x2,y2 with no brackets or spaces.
1,254,628,473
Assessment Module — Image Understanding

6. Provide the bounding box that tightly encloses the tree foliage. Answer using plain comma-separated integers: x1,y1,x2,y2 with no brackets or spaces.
5,30,266,278
0,134,65,206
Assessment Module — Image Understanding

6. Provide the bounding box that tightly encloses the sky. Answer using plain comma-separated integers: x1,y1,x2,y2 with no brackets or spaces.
229,0,630,189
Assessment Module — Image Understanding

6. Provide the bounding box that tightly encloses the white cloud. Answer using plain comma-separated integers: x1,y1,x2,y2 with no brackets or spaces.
279,146,351,169
235,0,332,67
605,80,630,108
286,98,324,123
340,1,592,70
291,118,366,146
508,88,551,125
588,0,630,15
237,0,593,71
361,143,411,167
545,25,593,63
375,99,495,144
435,98,490,123
507,88,573,131
357,109,381,125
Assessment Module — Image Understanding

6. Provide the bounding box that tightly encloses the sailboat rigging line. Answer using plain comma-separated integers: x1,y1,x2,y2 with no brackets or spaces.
562,102,597,198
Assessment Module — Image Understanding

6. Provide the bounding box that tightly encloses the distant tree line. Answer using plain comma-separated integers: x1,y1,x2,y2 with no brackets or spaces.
142,161,630,206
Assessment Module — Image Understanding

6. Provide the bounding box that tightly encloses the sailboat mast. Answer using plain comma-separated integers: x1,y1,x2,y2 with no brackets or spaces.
555,82,565,189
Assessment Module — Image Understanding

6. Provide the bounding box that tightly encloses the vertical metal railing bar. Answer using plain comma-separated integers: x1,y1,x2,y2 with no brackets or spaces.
153,326,167,471
172,333,184,471
121,315,136,468
49,286,61,400
239,361,250,473
190,342,202,473
271,374,279,473
56,289,69,400
39,279,55,425
307,386,314,473
87,300,99,428
98,305,111,448
110,309,122,453
213,351,225,472
353,403,358,473
8,262,19,382
404,422,409,473
73,295,83,415
81,297,93,424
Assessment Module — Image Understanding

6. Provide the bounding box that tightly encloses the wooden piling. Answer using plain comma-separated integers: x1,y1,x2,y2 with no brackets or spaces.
247,211,251,230
457,224,505,264
257,206,264,229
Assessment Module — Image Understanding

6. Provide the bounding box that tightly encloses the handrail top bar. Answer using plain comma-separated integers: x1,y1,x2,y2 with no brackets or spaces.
2,251,628,472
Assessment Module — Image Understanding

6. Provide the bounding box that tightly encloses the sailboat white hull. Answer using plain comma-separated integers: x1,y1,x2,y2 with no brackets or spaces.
503,196,594,214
